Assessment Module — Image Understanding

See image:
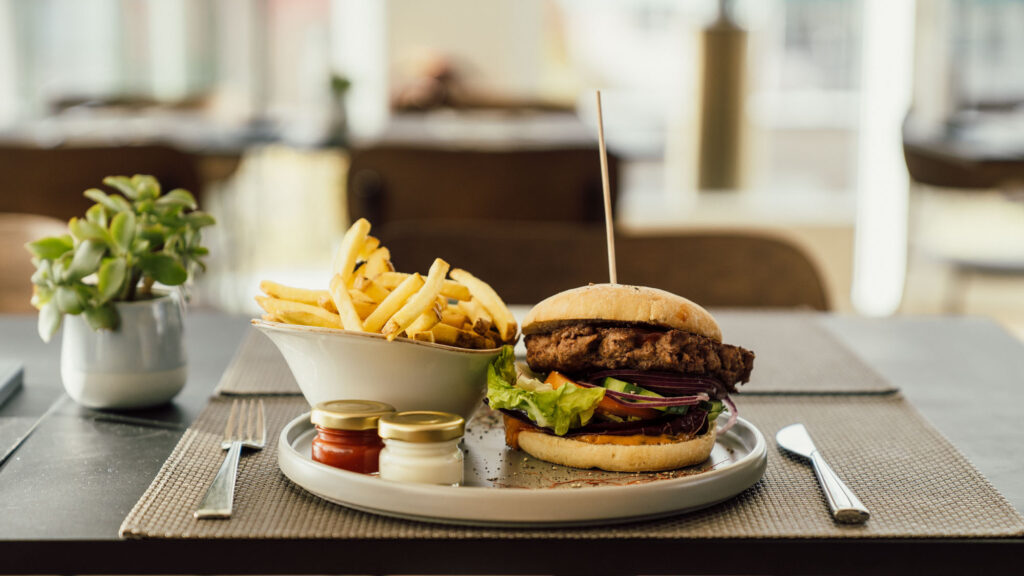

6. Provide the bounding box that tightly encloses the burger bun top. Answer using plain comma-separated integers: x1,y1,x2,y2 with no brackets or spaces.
522,283,722,341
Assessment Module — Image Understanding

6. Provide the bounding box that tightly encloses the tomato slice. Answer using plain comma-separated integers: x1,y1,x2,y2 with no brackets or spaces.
544,371,661,420
543,371,578,390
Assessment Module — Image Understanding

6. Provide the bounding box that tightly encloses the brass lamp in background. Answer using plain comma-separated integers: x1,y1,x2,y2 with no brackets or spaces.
698,0,747,190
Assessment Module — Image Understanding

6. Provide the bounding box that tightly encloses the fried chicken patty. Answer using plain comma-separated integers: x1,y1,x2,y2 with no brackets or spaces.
524,323,755,392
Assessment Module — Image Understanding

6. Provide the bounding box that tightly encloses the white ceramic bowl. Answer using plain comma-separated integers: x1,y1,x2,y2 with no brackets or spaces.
252,319,502,420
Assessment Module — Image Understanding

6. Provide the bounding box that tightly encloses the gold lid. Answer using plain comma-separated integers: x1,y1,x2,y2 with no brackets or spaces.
378,411,465,442
311,400,396,431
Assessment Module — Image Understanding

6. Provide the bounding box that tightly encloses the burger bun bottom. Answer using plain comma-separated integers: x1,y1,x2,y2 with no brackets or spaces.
514,420,717,472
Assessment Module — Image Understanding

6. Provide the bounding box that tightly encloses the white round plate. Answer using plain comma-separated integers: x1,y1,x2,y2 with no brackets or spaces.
278,410,767,527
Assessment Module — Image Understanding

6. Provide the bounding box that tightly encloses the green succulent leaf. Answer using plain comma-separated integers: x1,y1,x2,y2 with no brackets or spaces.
111,195,133,212
25,235,74,260
102,176,140,200
186,211,216,228
37,301,62,342
109,211,136,252
51,254,71,282
64,240,108,282
97,257,127,303
155,212,186,229
84,188,128,214
30,259,53,285
83,304,119,331
31,285,53,309
155,188,197,210
139,253,188,285
140,225,166,248
68,217,113,247
54,285,84,315
131,175,160,200
29,175,211,342
155,204,184,219
85,203,109,228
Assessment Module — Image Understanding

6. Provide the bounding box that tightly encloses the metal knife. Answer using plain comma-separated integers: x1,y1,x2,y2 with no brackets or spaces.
776,423,870,524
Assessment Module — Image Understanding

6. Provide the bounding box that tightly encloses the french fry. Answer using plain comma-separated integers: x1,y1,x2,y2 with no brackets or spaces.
354,300,375,319
332,218,371,282
318,294,337,314
458,299,493,335
277,309,343,329
358,235,381,259
449,268,517,342
376,272,471,301
259,280,328,307
412,331,435,343
363,273,424,333
260,217,518,349
321,295,375,320
362,247,392,280
407,308,441,334
255,296,342,329
430,322,490,349
383,258,450,341
330,274,364,331
354,278,390,303
348,288,375,304
440,305,469,327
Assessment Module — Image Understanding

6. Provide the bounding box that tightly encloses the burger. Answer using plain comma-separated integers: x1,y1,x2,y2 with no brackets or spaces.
486,284,755,472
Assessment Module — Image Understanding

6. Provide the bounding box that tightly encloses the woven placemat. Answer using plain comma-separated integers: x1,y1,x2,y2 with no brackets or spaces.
215,314,896,397
120,394,1024,539
213,330,298,396
715,311,896,395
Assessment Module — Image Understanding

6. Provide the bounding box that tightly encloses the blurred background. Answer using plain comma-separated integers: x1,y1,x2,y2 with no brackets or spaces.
1,0,1023,337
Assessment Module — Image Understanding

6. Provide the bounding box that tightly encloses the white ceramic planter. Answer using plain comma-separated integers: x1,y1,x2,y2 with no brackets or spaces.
61,293,187,410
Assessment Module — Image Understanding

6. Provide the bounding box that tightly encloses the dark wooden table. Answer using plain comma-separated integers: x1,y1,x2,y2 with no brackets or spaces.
1,311,1022,575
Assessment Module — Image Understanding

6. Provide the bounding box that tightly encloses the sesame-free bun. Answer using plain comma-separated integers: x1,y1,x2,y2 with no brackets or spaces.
514,419,716,472
522,284,722,342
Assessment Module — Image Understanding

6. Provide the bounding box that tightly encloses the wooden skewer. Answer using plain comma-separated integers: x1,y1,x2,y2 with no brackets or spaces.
595,90,617,285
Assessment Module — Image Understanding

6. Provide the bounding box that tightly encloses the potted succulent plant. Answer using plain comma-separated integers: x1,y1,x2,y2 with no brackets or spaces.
26,175,215,409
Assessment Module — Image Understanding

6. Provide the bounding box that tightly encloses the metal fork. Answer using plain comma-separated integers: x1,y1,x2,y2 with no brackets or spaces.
195,399,266,519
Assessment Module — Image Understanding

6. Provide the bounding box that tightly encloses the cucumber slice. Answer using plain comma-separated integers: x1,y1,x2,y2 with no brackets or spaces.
703,400,724,421
601,377,689,415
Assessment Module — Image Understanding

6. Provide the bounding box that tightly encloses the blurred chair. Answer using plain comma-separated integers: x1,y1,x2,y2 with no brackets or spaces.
380,221,829,309
0,144,202,221
347,145,619,226
903,113,1024,311
0,213,66,314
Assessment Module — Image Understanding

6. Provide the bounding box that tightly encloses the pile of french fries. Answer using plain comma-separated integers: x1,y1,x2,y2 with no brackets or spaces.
255,218,517,349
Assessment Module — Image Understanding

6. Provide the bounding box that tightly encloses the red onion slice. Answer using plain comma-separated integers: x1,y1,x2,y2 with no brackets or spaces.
584,370,727,398
719,396,738,434
601,388,709,406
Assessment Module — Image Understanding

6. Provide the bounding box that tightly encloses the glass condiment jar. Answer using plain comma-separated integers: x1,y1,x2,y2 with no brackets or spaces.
311,400,395,474
377,411,465,486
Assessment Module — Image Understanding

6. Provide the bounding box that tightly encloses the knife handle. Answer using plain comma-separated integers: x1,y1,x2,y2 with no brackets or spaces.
810,450,870,524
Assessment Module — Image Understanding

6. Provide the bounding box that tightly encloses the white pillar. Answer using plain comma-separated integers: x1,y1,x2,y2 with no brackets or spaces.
851,0,916,316
329,0,389,140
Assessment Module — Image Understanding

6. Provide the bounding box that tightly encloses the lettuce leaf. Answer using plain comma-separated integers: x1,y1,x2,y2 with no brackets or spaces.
486,346,605,436
705,400,724,422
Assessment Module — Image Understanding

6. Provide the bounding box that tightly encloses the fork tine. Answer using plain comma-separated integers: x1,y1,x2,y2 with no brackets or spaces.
241,399,251,438
239,399,249,441
257,399,266,444
247,399,256,442
225,399,238,441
